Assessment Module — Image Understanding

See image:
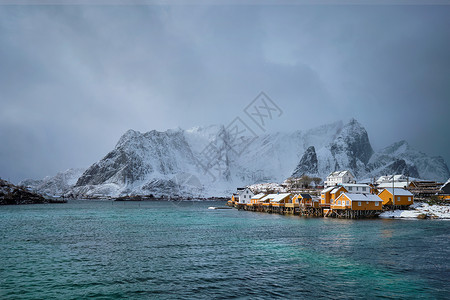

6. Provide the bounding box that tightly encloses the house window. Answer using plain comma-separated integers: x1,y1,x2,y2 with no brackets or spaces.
346,201,349,205
338,200,341,205
243,195,246,198
408,197,411,202
358,201,361,206
348,187,353,191
397,196,400,201
362,187,366,192
375,202,379,206
366,201,369,204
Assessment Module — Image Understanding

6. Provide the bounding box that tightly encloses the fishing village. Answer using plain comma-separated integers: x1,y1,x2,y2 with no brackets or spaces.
227,170,450,219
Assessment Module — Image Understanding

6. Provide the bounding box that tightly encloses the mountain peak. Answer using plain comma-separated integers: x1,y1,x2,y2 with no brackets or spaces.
116,129,142,148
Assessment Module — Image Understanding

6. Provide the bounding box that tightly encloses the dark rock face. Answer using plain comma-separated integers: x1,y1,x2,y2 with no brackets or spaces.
380,159,420,178
329,119,374,176
0,179,49,205
75,129,197,188
292,146,318,177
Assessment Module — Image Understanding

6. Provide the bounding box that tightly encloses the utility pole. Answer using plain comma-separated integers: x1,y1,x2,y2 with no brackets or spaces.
392,175,395,207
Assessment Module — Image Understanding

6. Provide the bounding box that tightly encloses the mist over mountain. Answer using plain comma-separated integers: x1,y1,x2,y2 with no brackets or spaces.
22,119,450,198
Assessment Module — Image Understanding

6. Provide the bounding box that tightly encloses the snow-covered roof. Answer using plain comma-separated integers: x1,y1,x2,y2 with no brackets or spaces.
321,187,334,194
440,179,450,190
260,193,291,203
377,182,410,189
270,193,292,202
259,194,275,202
381,188,413,196
331,186,346,194
339,193,382,202
327,170,353,178
376,174,407,183
251,193,266,200
341,183,370,187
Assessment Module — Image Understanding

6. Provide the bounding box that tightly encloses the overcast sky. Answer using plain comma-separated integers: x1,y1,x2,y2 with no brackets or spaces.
0,3,449,183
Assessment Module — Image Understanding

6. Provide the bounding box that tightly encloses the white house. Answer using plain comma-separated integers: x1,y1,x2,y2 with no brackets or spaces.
238,187,255,204
341,183,371,194
325,170,355,187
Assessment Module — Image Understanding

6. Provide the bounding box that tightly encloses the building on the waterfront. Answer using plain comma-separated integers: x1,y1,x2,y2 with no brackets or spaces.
321,186,348,206
294,193,319,208
250,193,266,205
237,187,255,204
325,170,355,187
269,193,294,207
331,193,383,211
378,188,413,206
229,193,239,205
320,187,334,205
330,186,347,202
257,193,293,206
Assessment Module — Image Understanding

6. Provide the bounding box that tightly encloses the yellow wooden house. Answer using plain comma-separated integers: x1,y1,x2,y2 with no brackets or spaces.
378,188,414,206
228,193,239,206
331,193,383,211
331,186,347,202
249,193,266,206
269,193,294,207
320,187,334,205
294,193,319,208
321,186,348,206
258,194,276,206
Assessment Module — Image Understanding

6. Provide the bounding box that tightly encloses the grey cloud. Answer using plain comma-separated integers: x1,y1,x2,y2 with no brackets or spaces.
0,5,449,182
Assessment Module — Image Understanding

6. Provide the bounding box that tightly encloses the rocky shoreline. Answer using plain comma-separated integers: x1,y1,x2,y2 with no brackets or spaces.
0,179,66,205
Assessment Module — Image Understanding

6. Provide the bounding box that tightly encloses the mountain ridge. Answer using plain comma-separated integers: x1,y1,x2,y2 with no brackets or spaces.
21,119,450,197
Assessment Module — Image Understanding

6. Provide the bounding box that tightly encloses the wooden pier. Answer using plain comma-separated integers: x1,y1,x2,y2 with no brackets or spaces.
228,201,383,219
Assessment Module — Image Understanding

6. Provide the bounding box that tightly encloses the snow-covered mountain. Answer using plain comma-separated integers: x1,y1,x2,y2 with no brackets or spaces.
24,119,449,198
367,140,449,181
19,168,86,197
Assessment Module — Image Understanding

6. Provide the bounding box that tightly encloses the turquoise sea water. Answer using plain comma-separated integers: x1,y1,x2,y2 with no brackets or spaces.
1,200,449,299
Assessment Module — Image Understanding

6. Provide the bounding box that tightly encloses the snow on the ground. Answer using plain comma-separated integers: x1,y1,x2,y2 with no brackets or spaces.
379,202,450,219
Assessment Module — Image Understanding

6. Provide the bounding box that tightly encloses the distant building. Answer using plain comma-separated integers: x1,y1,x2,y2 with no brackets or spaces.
408,180,444,198
294,193,319,208
377,181,410,189
325,170,355,187
376,174,408,184
341,183,371,194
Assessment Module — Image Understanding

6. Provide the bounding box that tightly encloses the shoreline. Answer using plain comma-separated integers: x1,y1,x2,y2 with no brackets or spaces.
379,202,450,219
